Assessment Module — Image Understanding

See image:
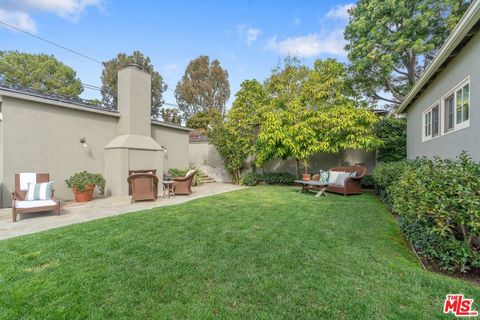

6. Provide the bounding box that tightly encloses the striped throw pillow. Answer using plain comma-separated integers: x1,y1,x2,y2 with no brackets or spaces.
25,182,53,201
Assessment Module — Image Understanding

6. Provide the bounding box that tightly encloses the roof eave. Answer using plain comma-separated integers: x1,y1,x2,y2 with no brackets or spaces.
397,0,480,113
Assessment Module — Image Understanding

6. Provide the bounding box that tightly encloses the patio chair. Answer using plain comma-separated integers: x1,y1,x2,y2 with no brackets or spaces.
12,173,61,222
173,169,198,195
127,173,159,203
325,166,367,196
128,169,157,196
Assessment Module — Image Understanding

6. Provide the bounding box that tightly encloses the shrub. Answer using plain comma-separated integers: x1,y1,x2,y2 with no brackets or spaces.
65,171,105,195
240,173,262,186
168,168,204,186
261,172,295,185
390,152,480,273
376,117,407,162
360,175,375,189
372,160,419,208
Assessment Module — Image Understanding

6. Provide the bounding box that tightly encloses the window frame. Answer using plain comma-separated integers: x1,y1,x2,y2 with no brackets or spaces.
441,76,470,135
422,101,440,142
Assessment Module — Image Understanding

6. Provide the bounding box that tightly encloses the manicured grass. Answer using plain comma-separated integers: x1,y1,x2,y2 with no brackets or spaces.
0,186,477,319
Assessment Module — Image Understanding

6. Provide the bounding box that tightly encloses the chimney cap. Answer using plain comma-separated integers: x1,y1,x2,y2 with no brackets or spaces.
128,63,143,70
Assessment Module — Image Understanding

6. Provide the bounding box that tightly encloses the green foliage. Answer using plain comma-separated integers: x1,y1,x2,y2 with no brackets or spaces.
240,172,296,186
240,173,262,186
210,80,268,183
376,117,407,162
256,58,381,167
260,172,295,185
65,171,106,195
186,109,222,129
101,51,167,117
344,0,472,106
0,51,83,97
374,152,480,272
167,168,204,186
372,160,419,208
175,55,230,119
360,175,375,189
399,216,479,273
159,108,182,125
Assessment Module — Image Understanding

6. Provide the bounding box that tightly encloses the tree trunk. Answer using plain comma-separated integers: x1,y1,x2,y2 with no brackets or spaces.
337,151,344,166
295,159,300,178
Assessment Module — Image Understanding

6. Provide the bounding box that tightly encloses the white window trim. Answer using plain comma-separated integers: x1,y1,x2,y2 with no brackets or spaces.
441,76,470,136
422,101,440,142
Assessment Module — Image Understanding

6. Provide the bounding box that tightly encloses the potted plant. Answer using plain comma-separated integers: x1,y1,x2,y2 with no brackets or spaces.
300,159,311,181
65,171,106,202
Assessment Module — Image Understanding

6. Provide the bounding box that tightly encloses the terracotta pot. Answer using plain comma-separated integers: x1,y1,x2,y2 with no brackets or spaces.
301,174,311,181
72,185,95,202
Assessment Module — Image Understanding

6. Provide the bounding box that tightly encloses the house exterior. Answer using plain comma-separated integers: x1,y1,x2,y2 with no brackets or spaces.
398,1,480,162
0,65,192,208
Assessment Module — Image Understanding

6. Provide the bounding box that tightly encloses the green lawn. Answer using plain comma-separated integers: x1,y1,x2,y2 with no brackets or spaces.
0,186,477,319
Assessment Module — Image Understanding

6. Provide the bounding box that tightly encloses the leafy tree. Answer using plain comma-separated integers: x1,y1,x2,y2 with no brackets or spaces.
159,108,182,125
101,51,167,117
0,51,83,97
186,109,222,130
376,117,407,162
175,55,230,119
256,58,381,172
210,80,268,182
344,0,472,107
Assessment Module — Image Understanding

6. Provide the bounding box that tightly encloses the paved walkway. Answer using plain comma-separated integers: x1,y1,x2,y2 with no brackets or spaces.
0,183,246,240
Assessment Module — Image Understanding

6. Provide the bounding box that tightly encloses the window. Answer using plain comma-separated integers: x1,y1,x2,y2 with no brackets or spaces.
423,103,439,141
442,78,470,134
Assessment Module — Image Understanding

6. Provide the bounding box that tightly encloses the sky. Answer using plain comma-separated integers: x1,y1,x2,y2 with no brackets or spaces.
0,0,354,109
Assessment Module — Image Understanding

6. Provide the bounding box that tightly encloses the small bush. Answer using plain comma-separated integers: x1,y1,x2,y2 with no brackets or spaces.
390,152,480,273
372,160,419,208
168,168,204,186
261,172,295,185
240,173,262,186
360,175,375,189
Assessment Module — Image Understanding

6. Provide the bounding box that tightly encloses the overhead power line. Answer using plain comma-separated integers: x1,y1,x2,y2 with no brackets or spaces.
0,20,103,65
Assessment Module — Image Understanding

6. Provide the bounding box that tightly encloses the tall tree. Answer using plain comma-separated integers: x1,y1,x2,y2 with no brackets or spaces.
209,80,268,182
256,58,380,171
0,51,83,97
186,109,222,130
159,108,182,125
175,55,230,119
101,51,167,118
344,0,472,108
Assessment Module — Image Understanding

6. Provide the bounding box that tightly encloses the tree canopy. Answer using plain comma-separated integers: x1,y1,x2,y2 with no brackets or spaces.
186,109,222,130
159,108,182,125
175,55,230,119
256,58,381,167
101,51,167,118
0,51,83,97
344,0,472,107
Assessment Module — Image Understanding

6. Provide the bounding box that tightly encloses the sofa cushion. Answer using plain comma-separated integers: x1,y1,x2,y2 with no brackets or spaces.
328,171,341,184
25,182,53,201
335,172,351,187
15,199,57,209
319,170,329,184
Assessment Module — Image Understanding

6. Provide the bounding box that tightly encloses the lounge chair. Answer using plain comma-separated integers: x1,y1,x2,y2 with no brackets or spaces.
325,166,367,195
173,169,198,195
127,172,159,203
12,173,61,222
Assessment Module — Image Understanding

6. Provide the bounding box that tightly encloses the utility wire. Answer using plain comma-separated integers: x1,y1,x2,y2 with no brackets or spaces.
0,20,103,65
1,20,181,108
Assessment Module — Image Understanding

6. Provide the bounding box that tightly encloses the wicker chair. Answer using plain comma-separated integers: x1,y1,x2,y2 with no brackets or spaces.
325,166,367,196
11,173,60,222
127,173,159,203
173,169,198,195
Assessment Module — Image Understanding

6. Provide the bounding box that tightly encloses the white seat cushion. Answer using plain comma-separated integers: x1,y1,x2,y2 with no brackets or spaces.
15,199,57,209
328,171,342,184
335,172,351,187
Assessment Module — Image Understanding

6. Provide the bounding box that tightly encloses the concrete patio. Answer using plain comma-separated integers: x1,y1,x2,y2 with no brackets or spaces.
0,183,246,240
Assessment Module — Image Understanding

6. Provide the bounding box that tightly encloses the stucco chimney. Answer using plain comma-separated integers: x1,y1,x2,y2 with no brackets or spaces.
117,64,151,136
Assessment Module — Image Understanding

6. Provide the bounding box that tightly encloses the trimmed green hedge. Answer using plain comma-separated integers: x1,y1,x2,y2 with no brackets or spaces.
241,172,296,186
373,152,480,273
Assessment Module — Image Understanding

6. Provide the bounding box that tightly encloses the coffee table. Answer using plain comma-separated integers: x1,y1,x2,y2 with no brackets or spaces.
294,180,328,197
